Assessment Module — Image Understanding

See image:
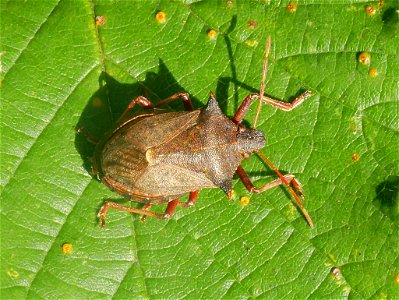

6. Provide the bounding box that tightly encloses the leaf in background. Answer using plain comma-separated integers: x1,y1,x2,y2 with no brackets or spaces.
1,1,398,299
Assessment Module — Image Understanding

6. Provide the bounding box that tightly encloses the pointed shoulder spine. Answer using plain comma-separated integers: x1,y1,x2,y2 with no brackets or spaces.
202,92,223,117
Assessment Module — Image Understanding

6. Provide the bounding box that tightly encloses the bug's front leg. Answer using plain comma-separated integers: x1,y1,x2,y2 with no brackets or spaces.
236,164,313,228
235,165,303,197
232,90,312,124
262,90,312,111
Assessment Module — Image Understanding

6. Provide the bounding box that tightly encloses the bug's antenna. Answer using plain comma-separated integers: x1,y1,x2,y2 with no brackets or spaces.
254,35,271,128
256,150,314,228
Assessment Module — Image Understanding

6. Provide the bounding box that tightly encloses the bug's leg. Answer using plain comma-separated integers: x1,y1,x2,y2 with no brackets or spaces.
155,92,193,111
141,191,198,222
117,96,155,123
236,162,313,228
163,199,180,218
261,91,312,112
232,91,312,124
236,166,303,196
140,203,153,223
119,92,192,125
177,191,199,207
232,93,259,124
98,199,180,228
76,127,99,144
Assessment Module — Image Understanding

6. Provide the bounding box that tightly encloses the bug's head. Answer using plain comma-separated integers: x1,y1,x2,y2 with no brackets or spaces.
236,124,265,155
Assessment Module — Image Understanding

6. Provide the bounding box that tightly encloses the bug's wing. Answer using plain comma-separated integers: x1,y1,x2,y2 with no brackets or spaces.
121,110,201,151
135,163,216,197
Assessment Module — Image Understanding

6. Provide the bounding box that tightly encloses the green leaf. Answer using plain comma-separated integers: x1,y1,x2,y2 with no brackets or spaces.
1,1,398,299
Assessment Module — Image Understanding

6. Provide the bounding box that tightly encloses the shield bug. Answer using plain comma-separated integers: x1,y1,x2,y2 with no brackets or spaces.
93,36,314,228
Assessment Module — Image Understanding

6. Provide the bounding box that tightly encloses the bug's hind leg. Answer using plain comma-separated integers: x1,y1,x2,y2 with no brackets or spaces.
98,199,179,228
140,191,198,222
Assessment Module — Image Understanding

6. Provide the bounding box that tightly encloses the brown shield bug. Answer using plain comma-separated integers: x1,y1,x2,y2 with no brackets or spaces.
93,36,314,228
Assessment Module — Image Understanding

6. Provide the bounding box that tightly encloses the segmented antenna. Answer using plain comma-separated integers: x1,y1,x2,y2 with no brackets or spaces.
254,35,271,128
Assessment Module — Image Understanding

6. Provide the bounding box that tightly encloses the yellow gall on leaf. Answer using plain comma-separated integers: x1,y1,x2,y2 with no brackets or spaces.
156,11,167,24
7,268,19,279
244,39,259,48
352,153,360,162
62,243,73,254
358,52,371,65
247,21,257,29
207,29,218,40
331,267,341,278
95,16,106,26
287,2,297,13
395,273,399,284
240,196,250,207
365,5,377,16
368,68,378,77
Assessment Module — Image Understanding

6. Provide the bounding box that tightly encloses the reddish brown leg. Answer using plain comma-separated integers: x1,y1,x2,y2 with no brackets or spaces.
262,91,312,111
76,97,154,143
236,166,303,197
236,151,314,228
232,93,259,124
155,92,193,111
177,191,199,207
117,96,155,123
118,92,193,124
140,191,198,222
232,91,312,125
98,198,180,228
